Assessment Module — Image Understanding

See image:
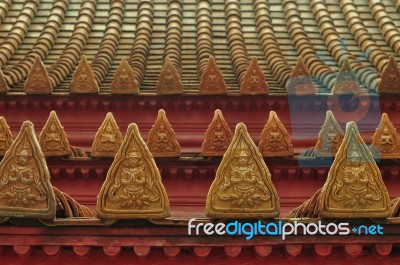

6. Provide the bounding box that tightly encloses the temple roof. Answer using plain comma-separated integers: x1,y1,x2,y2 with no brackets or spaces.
0,0,399,94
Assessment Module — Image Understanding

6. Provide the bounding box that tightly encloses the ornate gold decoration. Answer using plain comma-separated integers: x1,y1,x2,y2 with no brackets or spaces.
199,56,227,95
70,55,99,94
0,121,56,219
378,56,400,94
146,109,181,157
0,117,13,156
201,109,233,157
24,56,52,94
240,57,268,95
315,110,344,157
258,111,294,157
97,123,170,219
286,57,316,95
156,57,183,95
332,58,362,95
319,122,391,218
206,122,279,219
370,113,400,159
0,69,9,93
111,57,139,94
39,111,70,157
91,112,123,158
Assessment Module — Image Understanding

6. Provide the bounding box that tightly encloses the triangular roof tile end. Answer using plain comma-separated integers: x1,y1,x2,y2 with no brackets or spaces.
319,121,391,218
97,123,170,219
199,56,227,95
24,56,52,94
70,55,99,94
286,57,316,95
206,121,279,219
240,57,268,95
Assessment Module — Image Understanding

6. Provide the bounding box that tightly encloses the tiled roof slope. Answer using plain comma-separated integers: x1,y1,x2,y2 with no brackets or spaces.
0,0,399,94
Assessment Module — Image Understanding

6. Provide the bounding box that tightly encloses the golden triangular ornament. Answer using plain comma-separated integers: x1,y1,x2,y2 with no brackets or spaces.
111,57,139,94
24,56,52,94
240,57,268,95
206,122,279,218
258,111,294,157
156,57,183,95
39,111,70,157
201,109,233,157
199,56,227,95
70,55,99,93
97,123,170,219
91,112,123,158
0,121,56,219
319,122,391,218
146,109,181,157
0,116,13,156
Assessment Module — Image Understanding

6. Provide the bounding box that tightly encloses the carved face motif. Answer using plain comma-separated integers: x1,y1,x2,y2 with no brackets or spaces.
128,157,139,167
17,154,29,166
383,126,389,134
49,124,57,133
237,156,249,166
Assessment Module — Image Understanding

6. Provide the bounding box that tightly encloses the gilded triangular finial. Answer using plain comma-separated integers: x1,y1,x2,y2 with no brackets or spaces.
156,57,183,95
0,117,13,156
315,110,344,157
258,111,294,157
70,55,99,93
39,111,70,157
146,109,181,157
199,56,227,95
206,122,279,218
286,57,316,95
332,58,361,94
0,69,9,93
240,57,268,95
370,113,400,159
96,123,170,219
91,112,123,158
378,56,400,94
201,109,233,156
318,122,391,218
111,57,139,94
0,121,56,219
24,56,52,94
